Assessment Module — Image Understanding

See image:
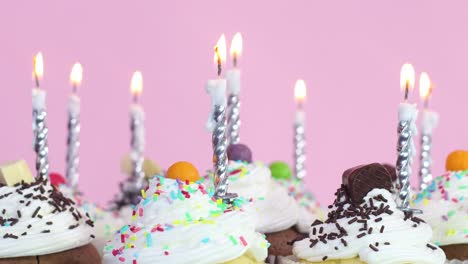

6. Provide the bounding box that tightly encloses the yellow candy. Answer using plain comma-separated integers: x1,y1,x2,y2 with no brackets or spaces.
166,161,200,182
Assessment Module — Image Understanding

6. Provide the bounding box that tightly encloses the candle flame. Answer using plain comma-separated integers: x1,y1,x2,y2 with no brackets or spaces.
230,32,243,58
70,62,83,87
33,52,44,81
213,34,227,64
131,71,143,96
294,79,307,103
400,63,415,91
419,72,432,99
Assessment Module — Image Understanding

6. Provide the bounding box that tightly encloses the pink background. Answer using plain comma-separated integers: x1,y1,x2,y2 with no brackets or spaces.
1,1,467,206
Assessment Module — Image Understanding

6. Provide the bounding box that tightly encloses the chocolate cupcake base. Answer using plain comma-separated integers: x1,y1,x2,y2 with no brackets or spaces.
441,244,468,261
266,227,308,264
0,244,100,264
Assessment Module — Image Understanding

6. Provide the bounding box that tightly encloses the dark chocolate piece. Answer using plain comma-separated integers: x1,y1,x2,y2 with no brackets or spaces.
342,163,393,204
382,163,397,182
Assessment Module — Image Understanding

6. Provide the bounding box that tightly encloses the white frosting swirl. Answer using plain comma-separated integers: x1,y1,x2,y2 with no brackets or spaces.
277,179,326,233
227,161,299,233
0,180,94,257
59,184,126,254
102,176,268,264
293,189,446,264
413,171,468,246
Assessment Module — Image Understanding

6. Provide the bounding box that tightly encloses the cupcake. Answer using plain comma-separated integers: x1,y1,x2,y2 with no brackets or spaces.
284,163,446,264
109,155,164,221
102,161,268,263
269,161,325,234
49,170,126,255
0,160,100,263
223,144,301,261
412,150,468,261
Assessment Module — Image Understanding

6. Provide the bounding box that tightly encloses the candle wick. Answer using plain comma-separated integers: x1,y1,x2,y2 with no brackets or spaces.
72,84,78,94
34,74,40,88
133,94,139,104
233,54,237,68
404,85,409,102
424,99,429,109
215,46,222,77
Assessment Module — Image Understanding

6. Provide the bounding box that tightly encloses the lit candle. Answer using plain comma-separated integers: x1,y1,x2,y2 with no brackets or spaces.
205,34,234,201
418,72,438,190
396,63,420,213
226,33,243,145
294,79,307,180
66,63,82,190
32,52,50,180
130,71,145,193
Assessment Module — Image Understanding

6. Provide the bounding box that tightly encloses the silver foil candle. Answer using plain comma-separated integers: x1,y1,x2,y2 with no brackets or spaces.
226,32,243,145
294,79,307,180
206,78,233,200
66,63,83,190
129,72,146,194
206,34,236,201
110,72,146,209
396,63,420,213
418,72,439,191
32,52,49,181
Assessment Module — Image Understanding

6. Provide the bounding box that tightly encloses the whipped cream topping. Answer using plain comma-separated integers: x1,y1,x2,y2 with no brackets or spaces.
0,178,95,257
226,161,299,233
59,184,126,254
102,176,268,264
413,170,468,246
293,188,446,264
277,179,325,233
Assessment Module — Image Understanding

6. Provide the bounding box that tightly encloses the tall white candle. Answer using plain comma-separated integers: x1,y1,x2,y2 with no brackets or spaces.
294,79,307,180
418,72,439,190
396,63,420,212
66,63,83,190
226,33,243,145
32,52,50,181
130,71,145,192
206,34,233,201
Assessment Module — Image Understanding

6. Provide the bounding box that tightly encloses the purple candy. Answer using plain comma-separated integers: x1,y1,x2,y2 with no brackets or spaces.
227,144,253,163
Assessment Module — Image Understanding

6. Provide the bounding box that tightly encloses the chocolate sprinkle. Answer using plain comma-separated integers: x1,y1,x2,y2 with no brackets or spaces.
32,207,41,218
427,244,437,250
369,244,379,252
357,232,366,238
322,256,328,261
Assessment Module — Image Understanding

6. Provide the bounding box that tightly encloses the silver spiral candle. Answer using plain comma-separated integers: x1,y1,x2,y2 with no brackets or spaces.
294,122,306,180
66,110,80,189
130,110,145,193
33,109,49,181
227,94,240,145
396,120,420,213
212,104,235,201
419,133,432,191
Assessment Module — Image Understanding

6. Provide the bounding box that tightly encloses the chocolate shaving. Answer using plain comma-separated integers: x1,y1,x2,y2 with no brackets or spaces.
369,244,379,252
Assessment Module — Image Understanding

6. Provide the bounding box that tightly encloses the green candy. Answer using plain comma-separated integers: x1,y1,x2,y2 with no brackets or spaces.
269,161,292,180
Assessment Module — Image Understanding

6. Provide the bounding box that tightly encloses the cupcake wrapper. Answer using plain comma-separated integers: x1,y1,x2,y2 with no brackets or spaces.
276,256,468,264
275,255,299,264
446,260,468,264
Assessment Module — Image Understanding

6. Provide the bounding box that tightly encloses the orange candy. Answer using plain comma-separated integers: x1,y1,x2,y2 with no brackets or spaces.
446,150,468,171
166,161,200,182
